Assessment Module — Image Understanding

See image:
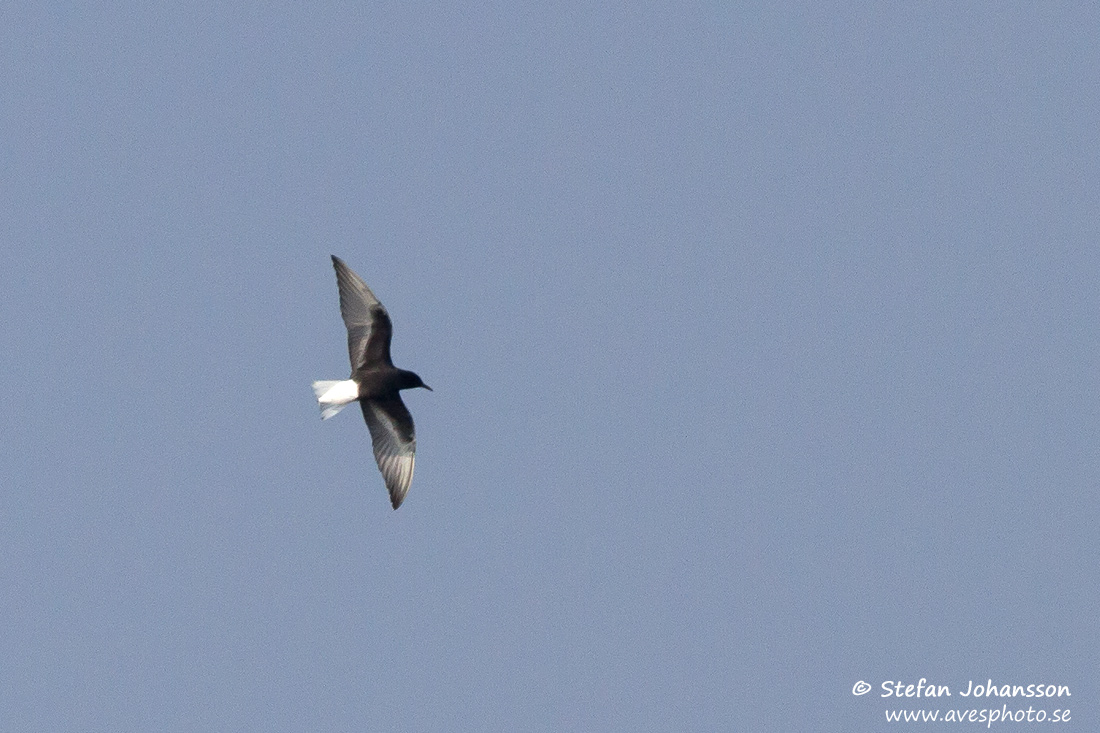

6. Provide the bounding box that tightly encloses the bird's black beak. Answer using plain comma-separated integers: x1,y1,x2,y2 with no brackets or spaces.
423,384,433,391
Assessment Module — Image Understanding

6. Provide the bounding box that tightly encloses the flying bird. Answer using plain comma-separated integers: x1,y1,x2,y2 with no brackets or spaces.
312,255,431,509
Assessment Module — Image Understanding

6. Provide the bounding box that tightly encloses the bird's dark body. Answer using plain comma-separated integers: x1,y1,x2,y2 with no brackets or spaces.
354,368,429,400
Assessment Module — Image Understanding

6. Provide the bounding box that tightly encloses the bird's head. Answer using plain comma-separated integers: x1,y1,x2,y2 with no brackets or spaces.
399,370,432,392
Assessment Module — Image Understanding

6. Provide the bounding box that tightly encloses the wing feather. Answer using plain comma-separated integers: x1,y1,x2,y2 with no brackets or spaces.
360,396,417,509
331,255,394,370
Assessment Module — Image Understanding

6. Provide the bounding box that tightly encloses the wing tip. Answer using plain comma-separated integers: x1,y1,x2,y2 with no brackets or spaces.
389,488,406,510
388,479,410,510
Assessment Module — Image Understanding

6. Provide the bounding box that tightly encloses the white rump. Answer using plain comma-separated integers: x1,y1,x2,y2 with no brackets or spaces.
312,379,359,420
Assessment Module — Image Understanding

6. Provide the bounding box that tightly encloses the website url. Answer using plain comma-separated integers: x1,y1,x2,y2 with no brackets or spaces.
885,705,1070,726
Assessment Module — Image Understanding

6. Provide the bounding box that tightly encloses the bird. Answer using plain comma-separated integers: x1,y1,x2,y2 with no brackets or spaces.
312,255,431,509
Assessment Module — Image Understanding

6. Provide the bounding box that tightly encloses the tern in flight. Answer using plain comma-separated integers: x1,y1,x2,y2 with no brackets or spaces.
312,256,431,509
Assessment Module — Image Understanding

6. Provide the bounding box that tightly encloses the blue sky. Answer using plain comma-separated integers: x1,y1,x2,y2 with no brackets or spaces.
3,3,1098,730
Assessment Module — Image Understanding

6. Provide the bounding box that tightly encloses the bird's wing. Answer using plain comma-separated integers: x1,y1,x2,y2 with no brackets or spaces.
361,395,417,509
331,255,394,371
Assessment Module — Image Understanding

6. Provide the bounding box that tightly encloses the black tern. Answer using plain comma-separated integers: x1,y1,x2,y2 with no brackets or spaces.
313,255,431,509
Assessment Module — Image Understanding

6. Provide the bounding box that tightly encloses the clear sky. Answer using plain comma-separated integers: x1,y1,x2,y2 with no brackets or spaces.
3,3,1097,730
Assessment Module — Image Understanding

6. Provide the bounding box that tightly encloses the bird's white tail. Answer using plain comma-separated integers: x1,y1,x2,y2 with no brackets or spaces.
312,379,359,420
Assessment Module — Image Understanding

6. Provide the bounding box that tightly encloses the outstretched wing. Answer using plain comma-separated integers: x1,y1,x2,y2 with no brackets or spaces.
331,255,394,371
361,395,417,509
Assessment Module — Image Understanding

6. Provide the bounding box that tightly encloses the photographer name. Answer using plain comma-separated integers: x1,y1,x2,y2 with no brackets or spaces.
881,679,1070,698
